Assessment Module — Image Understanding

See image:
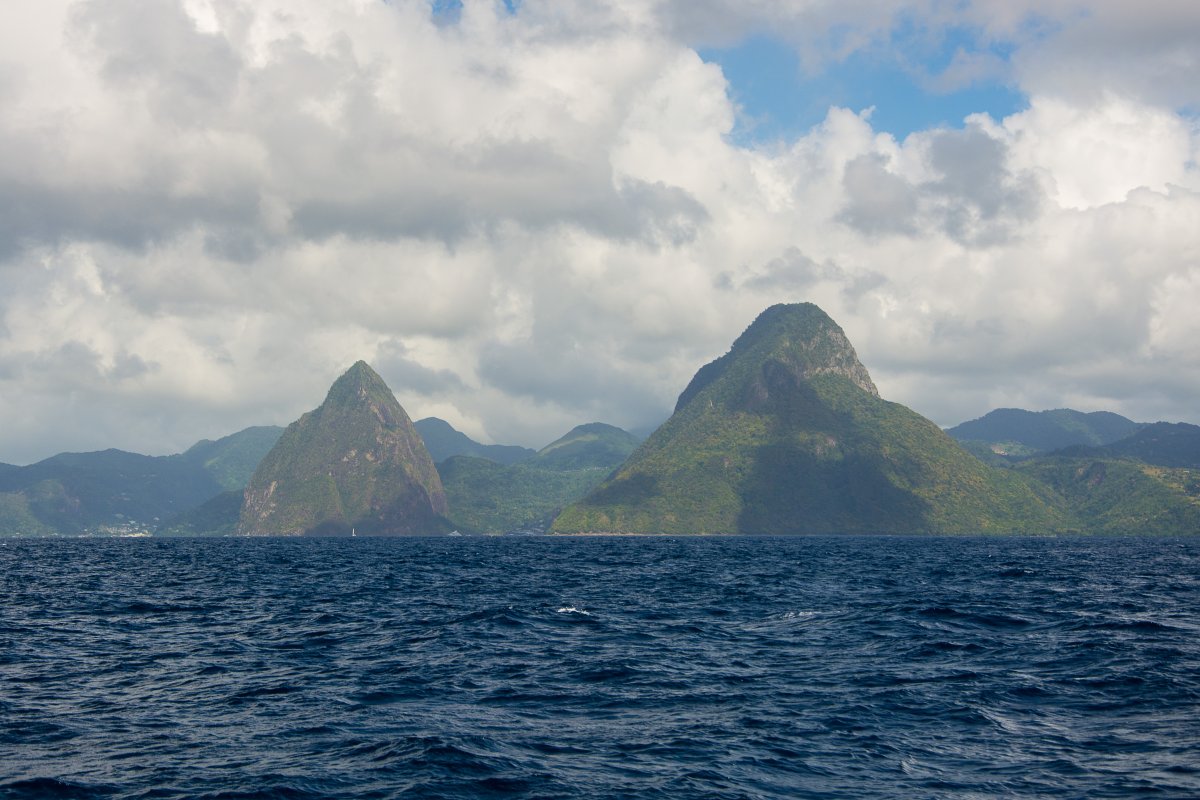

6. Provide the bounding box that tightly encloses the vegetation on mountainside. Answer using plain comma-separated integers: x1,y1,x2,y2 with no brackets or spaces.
158,490,244,537
182,426,283,491
0,450,224,535
672,303,879,414
436,422,641,533
554,303,1070,535
438,456,612,533
238,361,449,536
955,439,1032,466
0,426,283,537
0,490,57,536
1017,457,1200,535
952,415,1200,533
528,423,642,471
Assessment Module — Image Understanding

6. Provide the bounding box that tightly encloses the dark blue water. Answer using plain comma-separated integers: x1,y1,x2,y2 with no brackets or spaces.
2,536,1198,799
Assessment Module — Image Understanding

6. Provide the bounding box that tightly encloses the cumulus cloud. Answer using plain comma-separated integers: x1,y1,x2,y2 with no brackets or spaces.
837,121,1044,247
1007,0,1200,108
839,154,920,236
0,0,1198,463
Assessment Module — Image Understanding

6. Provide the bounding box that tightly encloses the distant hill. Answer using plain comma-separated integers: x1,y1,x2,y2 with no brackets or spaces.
181,426,283,490
437,422,641,534
947,408,1141,458
553,303,1068,535
0,449,224,535
238,361,450,536
1055,422,1200,469
956,415,1200,534
0,426,283,537
528,423,642,471
414,418,535,465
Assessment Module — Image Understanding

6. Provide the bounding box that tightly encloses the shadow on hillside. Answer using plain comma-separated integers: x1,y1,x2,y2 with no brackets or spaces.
306,519,353,536
737,443,931,534
736,364,932,534
578,472,660,507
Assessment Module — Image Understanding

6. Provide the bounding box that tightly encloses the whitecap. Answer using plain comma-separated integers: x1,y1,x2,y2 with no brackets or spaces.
557,606,592,616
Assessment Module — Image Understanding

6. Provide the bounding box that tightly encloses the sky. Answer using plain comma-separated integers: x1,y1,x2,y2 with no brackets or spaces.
1,0,1198,464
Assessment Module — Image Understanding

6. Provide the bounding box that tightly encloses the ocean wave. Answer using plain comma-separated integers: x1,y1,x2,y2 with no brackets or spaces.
1,535,1197,799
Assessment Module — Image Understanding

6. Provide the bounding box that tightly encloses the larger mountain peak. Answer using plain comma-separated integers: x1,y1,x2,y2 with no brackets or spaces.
675,302,878,413
555,301,1063,536
324,360,393,405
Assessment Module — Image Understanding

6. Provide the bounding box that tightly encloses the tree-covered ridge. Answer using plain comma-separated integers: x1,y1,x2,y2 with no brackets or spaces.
947,408,1141,459
0,425,286,537
182,426,284,491
0,449,224,536
415,418,535,465
238,361,449,536
0,490,56,536
529,423,642,471
1052,422,1200,469
554,303,1069,535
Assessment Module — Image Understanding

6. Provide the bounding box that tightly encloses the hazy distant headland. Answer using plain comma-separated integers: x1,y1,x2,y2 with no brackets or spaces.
2,303,1198,538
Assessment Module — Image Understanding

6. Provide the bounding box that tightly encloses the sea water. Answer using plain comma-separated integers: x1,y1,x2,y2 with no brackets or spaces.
1,535,1198,799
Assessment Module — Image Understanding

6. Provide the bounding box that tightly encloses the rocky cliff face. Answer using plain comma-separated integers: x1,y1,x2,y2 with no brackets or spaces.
238,361,448,536
553,303,1067,535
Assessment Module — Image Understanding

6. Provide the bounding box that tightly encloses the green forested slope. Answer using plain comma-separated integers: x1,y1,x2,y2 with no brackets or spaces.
182,426,283,491
238,362,449,536
554,303,1069,535
437,423,641,533
1017,457,1200,534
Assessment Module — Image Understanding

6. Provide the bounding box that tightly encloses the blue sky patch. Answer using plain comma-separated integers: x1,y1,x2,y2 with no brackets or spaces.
701,30,1027,144
429,0,519,25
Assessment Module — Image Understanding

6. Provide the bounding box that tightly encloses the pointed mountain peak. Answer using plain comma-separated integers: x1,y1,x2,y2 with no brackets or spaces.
324,361,394,407
555,302,1066,536
238,360,447,536
345,359,376,376
746,301,833,332
675,302,877,412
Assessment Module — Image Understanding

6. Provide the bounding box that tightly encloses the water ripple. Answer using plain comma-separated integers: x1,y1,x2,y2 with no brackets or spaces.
1,535,1198,798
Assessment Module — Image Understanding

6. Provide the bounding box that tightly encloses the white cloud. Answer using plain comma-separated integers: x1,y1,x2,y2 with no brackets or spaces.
1009,0,1200,109
998,97,1198,209
0,0,1198,463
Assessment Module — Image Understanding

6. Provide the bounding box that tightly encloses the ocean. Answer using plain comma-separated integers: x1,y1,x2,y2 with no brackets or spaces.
1,535,1198,799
